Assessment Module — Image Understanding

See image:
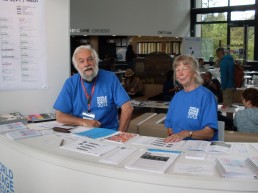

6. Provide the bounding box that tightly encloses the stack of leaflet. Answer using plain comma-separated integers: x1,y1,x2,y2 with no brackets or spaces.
0,122,28,134
216,156,257,179
6,129,42,140
247,156,258,174
0,112,27,125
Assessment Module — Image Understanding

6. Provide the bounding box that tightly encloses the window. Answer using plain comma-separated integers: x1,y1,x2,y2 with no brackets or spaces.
191,0,257,60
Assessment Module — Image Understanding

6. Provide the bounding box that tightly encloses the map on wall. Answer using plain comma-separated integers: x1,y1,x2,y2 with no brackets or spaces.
0,0,47,91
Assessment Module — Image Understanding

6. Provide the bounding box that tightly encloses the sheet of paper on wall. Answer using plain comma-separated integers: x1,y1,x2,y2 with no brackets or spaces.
0,0,47,91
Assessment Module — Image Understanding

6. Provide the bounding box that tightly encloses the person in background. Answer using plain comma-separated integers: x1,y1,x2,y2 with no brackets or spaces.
202,71,223,103
202,71,236,130
123,69,144,98
162,70,182,101
164,55,218,143
126,44,136,69
198,58,205,71
234,88,258,133
53,45,133,132
216,47,235,108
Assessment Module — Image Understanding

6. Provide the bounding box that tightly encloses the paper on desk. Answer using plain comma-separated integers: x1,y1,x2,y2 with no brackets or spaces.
173,162,216,176
132,136,184,149
99,146,137,165
124,150,180,173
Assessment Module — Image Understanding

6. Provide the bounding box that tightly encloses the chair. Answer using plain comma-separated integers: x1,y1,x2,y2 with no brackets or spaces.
218,121,225,141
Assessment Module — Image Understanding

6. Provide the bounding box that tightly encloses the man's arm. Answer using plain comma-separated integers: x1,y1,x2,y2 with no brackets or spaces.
118,101,134,132
55,110,101,128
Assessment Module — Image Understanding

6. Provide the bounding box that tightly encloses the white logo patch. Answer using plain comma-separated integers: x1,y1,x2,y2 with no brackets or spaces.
97,96,108,107
187,107,199,119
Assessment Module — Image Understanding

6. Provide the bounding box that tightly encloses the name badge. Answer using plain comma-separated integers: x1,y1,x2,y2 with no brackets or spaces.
82,111,95,120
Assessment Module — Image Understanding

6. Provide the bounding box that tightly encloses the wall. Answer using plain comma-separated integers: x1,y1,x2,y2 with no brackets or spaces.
70,0,190,37
0,0,70,115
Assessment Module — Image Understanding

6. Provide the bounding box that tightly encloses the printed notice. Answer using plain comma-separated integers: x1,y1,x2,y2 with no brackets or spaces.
0,0,47,91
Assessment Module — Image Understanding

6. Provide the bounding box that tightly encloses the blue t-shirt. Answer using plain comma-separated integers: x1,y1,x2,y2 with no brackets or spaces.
165,86,218,141
53,70,130,130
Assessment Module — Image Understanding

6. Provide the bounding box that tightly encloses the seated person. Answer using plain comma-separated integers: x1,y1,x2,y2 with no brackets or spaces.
123,69,144,98
163,70,182,101
53,45,133,132
202,71,223,103
198,58,205,71
164,55,218,143
233,88,258,133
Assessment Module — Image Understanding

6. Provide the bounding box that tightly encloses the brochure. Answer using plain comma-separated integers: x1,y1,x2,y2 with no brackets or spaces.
0,122,28,134
178,140,232,153
60,138,118,156
102,132,139,144
132,136,182,149
74,127,117,139
124,150,180,173
6,129,42,140
99,146,137,165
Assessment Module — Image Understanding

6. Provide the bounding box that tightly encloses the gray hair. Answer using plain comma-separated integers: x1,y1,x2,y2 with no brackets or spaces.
72,45,100,67
173,54,203,85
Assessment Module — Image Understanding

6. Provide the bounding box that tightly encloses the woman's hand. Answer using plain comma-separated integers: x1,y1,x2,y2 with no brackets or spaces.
164,130,190,143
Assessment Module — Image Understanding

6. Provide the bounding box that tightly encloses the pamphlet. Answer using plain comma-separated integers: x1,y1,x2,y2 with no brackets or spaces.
6,129,42,140
102,132,138,144
74,128,117,139
60,138,118,156
132,136,182,149
179,140,232,153
0,122,28,134
26,113,56,122
99,146,137,165
124,149,180,173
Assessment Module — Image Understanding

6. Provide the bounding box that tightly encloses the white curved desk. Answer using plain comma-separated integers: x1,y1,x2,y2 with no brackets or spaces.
0,132,258,193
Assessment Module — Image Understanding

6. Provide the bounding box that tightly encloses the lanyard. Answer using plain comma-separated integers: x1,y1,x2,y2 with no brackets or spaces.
80,77,97,113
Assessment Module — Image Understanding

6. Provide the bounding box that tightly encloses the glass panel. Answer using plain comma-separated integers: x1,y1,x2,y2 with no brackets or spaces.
196,0,228,8
195,23,227,58
230,27,244,60
230,0,255,6
197,12,227,22
231,10,255,21
247,27,254,60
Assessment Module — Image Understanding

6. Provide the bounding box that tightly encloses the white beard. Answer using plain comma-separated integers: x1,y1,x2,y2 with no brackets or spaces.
79,65,99,82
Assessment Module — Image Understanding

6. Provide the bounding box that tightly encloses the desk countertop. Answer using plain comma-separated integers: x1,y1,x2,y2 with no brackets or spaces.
0,124,258,193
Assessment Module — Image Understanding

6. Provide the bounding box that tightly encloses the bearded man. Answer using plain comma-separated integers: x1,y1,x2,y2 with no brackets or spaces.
53,45,133,131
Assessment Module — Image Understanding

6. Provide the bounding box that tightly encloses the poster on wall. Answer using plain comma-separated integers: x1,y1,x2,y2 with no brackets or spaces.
0,0,47,91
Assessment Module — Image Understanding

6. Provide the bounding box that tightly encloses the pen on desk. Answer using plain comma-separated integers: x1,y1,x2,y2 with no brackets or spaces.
60,139,64,146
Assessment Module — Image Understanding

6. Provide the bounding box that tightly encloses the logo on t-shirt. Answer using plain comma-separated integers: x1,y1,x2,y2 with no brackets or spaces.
97,96,108,107
187,107,199,119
